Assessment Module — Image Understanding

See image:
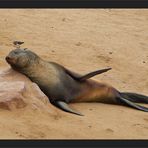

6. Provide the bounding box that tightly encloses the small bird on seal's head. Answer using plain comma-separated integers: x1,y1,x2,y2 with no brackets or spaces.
13,41,24,49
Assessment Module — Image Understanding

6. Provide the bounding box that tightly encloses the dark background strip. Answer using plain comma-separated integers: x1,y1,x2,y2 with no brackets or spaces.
0,0,148,8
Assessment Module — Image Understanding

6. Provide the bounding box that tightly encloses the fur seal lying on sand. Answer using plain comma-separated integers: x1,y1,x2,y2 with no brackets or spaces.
5,48,148,116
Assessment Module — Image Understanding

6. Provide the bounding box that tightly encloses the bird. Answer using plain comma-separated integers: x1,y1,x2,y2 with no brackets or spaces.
13,41,24,49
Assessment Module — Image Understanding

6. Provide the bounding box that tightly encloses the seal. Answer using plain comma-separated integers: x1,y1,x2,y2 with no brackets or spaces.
5,48,148,116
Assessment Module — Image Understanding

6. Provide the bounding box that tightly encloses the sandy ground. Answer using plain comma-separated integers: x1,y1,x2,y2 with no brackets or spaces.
0,9,148,139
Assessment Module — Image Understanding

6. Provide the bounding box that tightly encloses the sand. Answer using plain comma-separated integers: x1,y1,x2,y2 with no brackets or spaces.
0,9,148,139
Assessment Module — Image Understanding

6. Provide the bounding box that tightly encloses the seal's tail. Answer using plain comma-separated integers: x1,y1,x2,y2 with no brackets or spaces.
118,92,148,112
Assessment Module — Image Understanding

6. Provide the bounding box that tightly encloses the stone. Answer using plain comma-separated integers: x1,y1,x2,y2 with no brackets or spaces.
0,81,25,93
0,92,26,110
0,68,53,112
0,81,26,110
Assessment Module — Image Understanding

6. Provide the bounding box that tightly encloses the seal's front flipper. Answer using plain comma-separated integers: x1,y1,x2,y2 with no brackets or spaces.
65,67,112,81
118,95,148,112
54,101,84,116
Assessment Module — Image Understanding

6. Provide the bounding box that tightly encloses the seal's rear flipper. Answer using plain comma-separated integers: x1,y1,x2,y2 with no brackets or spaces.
50,62,111,81
54,101,84,116
65,67,112,81
118,95,148,112
121,92,148,103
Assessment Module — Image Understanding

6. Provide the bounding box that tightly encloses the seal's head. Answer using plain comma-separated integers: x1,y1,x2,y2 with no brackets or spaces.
6,48,39,69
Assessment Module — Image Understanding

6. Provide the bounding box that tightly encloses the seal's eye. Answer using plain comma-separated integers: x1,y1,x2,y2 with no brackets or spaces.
14,51,18,54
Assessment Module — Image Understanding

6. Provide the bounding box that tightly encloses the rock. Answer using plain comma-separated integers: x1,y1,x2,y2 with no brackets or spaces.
0,81,25,93
31,83,49,104
0,68,56,113
0,91,26,110
0,81,26,110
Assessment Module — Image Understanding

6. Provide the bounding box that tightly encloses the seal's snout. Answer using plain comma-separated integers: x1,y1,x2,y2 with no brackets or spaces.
5,56,16,64
5,56,10,61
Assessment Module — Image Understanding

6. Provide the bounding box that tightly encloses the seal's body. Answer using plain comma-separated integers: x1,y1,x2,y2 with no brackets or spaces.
6,48,148,115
